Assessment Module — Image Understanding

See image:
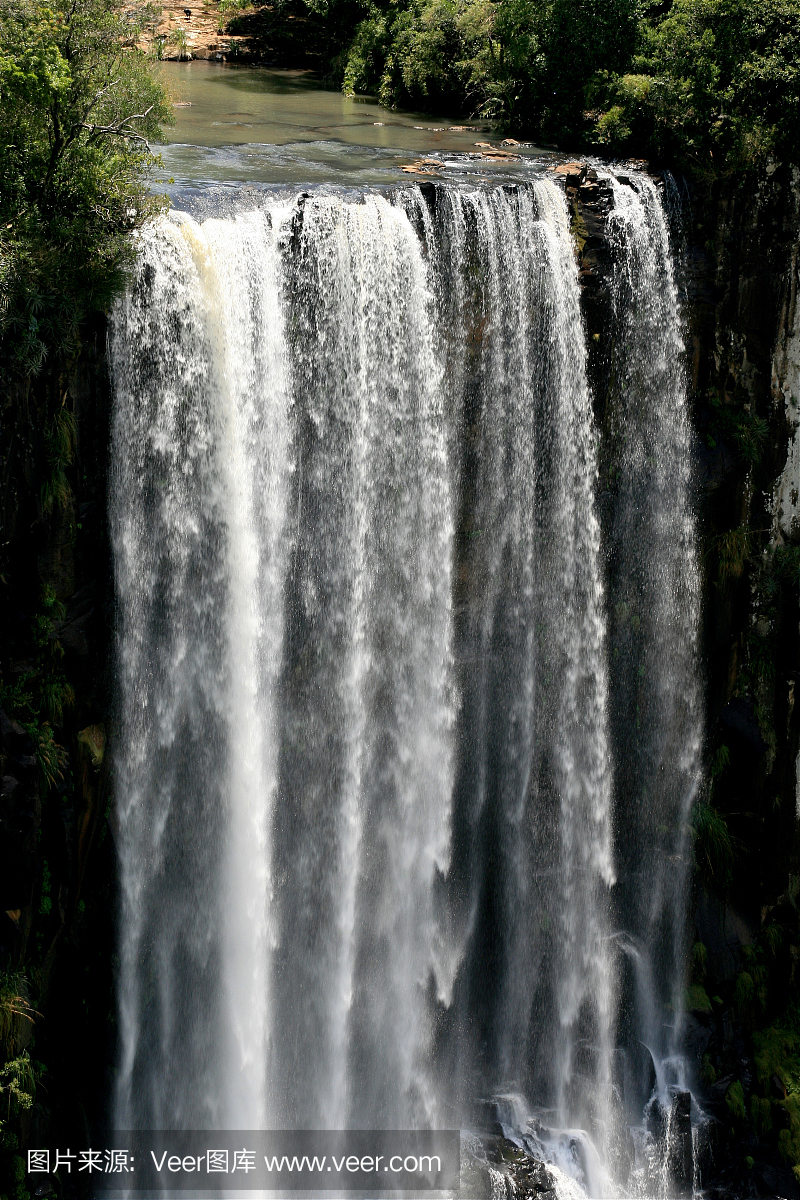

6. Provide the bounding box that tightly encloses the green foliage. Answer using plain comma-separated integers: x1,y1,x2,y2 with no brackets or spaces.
701,1051,717,1085
711,744,731,777
752,1093,773,1135
773,543,800,590
692,939,709,978
0,586,73,787
685,982,713,1012
691,799,736,890
38,862,51,918
342,0,639,131
738,944,770,1017
28,721,68,788
336,0,800,169
753,1008,800,1093
592,103,631,149
705,388,770,463
0,1055,36,1134
0,977,36,1061
734,969,755,1012
167,25,190,60
40,404,76,516
0,0,172,378
381,0,466,110
615,0,800,170
777,1093,800,1171
725,1078,747,1120
764,922,784,955
0,676,69,787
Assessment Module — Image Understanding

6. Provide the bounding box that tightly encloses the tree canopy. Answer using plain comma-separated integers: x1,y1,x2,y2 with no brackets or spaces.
0,0,171,376
332,0,800,170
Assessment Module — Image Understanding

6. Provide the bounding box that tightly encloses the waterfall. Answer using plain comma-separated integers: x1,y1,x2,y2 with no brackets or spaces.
270,193,455,1130
110,207,293,1129
601,173,703,1113
409,183,615,1139
109,173,701,1196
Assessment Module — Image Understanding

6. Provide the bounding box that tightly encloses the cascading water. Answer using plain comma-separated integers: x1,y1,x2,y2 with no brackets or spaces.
601,174,703,1124
111,207,293,1130
270,193,455,1131
109,172,702,1198
409,184,615,1151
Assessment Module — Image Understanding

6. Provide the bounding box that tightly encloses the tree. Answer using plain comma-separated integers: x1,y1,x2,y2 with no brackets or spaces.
0,0,171,376
594,0,800,169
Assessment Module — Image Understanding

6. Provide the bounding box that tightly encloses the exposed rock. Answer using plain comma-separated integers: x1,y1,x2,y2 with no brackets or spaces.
550,160,585,175
138,0,249,60
667,1091,693,1198
1,709,34,758
77,724,105,770
684,1011,713,1062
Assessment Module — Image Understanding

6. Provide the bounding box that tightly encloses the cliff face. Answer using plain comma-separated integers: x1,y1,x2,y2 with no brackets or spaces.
570,161,800,1196
3,167,800,1197
687,165,800,1197
0,313,117,1187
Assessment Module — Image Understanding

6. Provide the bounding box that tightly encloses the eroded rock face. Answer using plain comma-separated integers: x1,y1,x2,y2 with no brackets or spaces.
666,1091,693,1198
460,1135,565,1200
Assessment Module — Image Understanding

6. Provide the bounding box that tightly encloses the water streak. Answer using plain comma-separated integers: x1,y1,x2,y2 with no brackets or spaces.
111,207,291,1129
602,172,703,1109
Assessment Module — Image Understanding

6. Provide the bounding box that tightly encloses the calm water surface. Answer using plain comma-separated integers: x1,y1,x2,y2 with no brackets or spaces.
155,61,550,189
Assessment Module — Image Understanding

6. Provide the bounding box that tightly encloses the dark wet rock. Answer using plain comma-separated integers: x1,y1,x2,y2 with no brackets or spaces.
693,1115,726,1191
0,709,34,758
667,1091,693,1198
461,1135,559,1200
647,1095,667,1141
709,1073,736,1101
52,582,96,656
684,1011,713,1063
719,696,768,757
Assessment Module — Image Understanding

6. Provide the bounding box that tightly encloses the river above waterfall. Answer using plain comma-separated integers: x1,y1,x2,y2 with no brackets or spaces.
154,61,551,189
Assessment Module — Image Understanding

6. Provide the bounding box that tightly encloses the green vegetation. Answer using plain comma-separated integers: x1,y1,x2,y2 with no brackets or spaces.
589,0,800,166
342,0,639,136
0,1055,37,1135
704,385,771,463
0,977,36,1062
685,982,713,1012
691,745,737,891
261,0,800,171
0,6,167,1193
725,1077,747,1120
749,1008,800,1180
0,0,171,377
